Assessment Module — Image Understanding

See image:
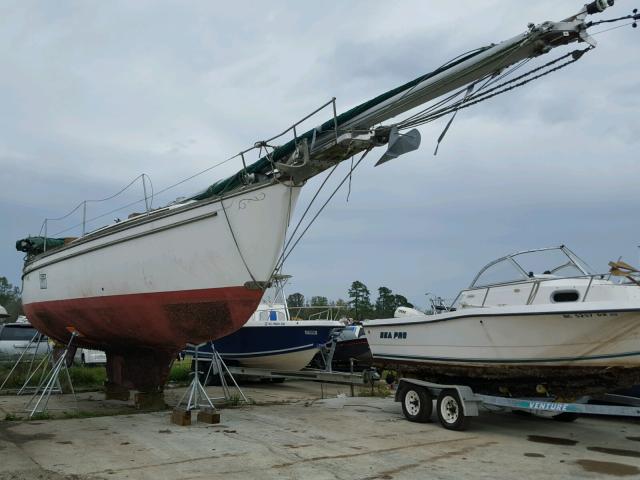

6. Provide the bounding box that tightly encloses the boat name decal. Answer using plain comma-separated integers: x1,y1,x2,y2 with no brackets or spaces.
527,401,568,412
562,312,618,318
380,331,407,339
238,192,266,209
305,330,318,335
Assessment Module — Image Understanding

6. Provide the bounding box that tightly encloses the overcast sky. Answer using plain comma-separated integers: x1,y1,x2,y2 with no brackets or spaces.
1,1,638,309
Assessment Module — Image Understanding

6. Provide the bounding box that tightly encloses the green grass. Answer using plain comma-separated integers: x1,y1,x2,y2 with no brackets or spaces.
1,359,194,391
168,359,191,383
357,382,391,398
68,365,107,387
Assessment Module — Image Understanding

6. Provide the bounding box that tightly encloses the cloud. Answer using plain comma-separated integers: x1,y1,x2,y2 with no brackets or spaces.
1,1,638,311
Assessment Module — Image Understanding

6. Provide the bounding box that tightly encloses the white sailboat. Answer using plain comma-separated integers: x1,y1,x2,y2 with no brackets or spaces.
364,246,640,396
15,2,628,394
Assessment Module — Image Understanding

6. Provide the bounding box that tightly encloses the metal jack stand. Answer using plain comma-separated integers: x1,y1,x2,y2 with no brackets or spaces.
177,344,215,411
24,332,78,418
203,345,248,405
317,330,339,372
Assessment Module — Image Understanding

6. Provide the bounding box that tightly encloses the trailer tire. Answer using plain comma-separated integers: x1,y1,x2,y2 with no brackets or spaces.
552,412,579,422
436,389,469,431
400,385,432,423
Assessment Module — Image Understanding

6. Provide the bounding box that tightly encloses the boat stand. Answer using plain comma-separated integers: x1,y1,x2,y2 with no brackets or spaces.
202,345,249,405
0,331,50,394
316,331,339,373
23,332,78,418
176,344,215,411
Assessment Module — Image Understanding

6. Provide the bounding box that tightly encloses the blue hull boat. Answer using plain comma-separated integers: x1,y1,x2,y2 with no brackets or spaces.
205,318,341,370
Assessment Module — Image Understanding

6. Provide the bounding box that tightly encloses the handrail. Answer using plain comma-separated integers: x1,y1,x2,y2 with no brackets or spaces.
453,272,617,309
40,174,153,251
36,97,341,250
469,245,592,289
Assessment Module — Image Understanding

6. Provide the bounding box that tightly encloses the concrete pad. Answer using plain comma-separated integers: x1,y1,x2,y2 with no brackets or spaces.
1,394,640,479
0,380,353,420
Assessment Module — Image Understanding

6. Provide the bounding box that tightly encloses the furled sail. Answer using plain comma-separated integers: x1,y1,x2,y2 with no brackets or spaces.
191,1,616,201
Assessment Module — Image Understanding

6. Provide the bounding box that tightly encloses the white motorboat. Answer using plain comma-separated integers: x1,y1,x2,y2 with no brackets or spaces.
364,246,640,396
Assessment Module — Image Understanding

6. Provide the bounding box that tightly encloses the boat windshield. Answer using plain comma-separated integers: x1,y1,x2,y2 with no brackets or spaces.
470,246,593,288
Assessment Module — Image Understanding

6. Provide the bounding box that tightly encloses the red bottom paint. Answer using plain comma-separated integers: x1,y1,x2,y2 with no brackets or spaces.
24,286,263,391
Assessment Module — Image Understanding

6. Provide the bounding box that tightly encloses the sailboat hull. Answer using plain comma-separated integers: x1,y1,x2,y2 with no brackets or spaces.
21,182,301,391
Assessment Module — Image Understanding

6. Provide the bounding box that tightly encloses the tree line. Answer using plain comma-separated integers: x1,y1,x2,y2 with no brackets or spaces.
287,280,413,321
0,277,23,323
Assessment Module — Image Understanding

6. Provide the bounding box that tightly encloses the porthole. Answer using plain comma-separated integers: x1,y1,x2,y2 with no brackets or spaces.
551,290,579,303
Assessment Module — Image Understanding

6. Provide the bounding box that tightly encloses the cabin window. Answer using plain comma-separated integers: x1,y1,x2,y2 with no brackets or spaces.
551,290,579,303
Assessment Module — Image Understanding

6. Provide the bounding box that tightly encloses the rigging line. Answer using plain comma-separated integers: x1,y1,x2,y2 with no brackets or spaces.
400,53,569,127
41,174,146,230
347,155,354,202
147,174,155,210
83,174,147,204
433,83,475,156
344,42,523,131
477,58,532,92
148,155,239,199
278,149,371,268
590,21,636,36
273,161,343,272
271,182,296,282
398,85,469,126
50,155,242,237
344,50,489,132
367,40,529,124
398,49,586,129
399,59,529,132
220,195,258,286
402,50,587,129
395,45,534,129
50,197,151,237
588,12,640,27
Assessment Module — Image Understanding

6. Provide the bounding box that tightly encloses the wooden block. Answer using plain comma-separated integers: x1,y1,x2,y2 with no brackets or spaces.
134,392,166,410
197,407,220,424
171,408,191,426
104,382,130,401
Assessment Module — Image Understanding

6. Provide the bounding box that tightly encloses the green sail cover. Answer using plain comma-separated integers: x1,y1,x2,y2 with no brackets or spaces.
16,236,67,256
190,47,489,201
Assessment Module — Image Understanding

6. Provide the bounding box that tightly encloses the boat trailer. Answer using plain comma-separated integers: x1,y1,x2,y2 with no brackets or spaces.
396,378,640,431
224,365,378,387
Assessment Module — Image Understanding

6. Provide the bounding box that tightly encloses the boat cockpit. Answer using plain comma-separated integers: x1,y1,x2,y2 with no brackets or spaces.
452,246,639,310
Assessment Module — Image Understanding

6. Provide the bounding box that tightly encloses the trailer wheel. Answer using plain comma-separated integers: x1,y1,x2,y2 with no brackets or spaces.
436,389,469,431
400,385,432,423
552,412,579,422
